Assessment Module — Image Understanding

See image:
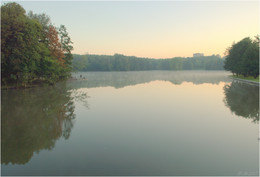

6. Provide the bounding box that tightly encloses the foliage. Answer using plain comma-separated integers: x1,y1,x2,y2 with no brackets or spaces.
224,37,259,78
1,2,73,87
58,25,74,78
231,75,259,83
72,54,224,71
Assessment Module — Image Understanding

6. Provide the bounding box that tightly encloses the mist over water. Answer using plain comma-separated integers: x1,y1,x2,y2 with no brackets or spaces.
1,71,259,176
71,70,230,88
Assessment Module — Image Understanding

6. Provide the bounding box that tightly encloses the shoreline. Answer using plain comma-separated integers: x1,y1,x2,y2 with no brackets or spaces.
230,76,260,86
1,77,80,90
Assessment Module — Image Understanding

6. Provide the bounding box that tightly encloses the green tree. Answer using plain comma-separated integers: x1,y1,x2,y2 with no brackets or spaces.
1,2,27,84
72,54,224,72
72,55,88,71
27,11,52,41
224,37,259,78
59,25,74,77
1,2,47,85
241,38,259,78
1,2,74,87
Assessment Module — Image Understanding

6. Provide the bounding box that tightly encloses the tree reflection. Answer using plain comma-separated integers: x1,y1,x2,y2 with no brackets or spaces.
71,71,230,89
1,82,88,165
223,81,259,123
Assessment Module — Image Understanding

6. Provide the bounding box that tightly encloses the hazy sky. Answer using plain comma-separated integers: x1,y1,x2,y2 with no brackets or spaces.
2,1,259,58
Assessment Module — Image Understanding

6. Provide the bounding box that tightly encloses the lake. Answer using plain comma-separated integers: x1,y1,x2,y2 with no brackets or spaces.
1,71,259,176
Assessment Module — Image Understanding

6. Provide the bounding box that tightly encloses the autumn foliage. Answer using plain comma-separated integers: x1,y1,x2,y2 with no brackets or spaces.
1,2,73,87
47,25,65,66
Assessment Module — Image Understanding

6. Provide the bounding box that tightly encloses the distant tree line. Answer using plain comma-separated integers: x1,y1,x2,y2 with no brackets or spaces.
224,36,259,78
1,2,73,87
72,54,224,71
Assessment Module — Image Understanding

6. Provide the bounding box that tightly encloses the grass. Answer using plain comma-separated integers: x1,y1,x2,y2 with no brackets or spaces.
231,75,259,83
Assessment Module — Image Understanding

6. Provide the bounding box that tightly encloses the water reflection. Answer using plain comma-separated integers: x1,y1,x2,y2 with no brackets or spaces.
1,82,88,165
71,71,230,89
223,81,259,123
1,71,258,176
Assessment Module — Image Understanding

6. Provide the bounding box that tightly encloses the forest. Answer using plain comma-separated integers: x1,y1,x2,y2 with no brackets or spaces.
1,2,73,87
72,54,224,71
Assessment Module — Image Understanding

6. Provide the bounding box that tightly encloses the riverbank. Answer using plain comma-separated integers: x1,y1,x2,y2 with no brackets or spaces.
1,77,81,90
1,82,51,90
230,75,259,85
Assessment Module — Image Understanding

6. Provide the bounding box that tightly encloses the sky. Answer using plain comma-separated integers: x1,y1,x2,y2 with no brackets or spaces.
2,0,259,58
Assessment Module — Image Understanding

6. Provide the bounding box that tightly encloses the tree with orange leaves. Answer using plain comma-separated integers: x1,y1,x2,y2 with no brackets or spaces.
47,25,65,66
1,2,73,87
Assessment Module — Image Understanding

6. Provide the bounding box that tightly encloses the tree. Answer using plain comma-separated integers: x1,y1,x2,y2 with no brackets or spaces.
1,2,74,87
72,54,224,72
47,25,65,65
28,11,51,30
242,38,259,78
58,25,74,77
224,37,259,78
1,2,47,85
1,2,27,84
27,11,52,44
72,55,88,71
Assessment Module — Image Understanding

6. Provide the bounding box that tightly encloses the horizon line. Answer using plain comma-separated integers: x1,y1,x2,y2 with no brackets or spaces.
71,53,224,59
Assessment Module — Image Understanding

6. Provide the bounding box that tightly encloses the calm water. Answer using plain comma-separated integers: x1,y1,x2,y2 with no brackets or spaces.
1,71,259,176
